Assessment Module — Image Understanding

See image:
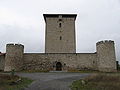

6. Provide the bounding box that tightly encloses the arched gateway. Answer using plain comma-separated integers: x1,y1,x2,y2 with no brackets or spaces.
56,62,62,71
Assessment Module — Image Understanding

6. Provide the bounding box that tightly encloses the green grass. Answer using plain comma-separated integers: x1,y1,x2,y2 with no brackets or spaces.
0,74,33,90
70,73,120,90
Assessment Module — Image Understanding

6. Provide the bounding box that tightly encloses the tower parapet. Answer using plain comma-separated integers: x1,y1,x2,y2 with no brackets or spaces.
96,40,114,45
4,43,24,71
96,40,117,72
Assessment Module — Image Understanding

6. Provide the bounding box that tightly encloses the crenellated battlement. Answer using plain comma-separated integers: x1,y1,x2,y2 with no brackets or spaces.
6,44,14,46
96,40,114,45
7,43,24,48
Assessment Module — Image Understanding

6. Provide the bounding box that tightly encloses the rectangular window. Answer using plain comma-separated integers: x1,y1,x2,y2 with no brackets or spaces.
60,36,62,40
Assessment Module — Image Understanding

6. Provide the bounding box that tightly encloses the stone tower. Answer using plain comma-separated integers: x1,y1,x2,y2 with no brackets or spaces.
96,40,117,72
44,14,77,53
4,44,24,71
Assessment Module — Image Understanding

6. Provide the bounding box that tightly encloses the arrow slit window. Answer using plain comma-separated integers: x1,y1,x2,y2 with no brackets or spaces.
59,23,62,28
60,36,62,40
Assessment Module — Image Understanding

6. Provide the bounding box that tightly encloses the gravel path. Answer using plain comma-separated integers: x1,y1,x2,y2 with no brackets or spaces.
16,72,90,90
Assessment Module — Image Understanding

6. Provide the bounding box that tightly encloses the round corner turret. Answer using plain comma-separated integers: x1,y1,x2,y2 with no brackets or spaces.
4,43,24,71
96,40,116,72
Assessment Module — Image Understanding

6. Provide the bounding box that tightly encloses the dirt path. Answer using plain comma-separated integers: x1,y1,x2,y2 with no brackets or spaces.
17,72,90,90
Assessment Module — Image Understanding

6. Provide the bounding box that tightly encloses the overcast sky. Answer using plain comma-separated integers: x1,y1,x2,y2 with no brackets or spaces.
0,0,120,61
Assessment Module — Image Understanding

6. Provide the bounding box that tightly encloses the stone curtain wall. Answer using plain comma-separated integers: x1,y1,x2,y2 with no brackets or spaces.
0,55,5,71
23,53,97,71
2,41,116,72
76,53,97,70
23,53,52,71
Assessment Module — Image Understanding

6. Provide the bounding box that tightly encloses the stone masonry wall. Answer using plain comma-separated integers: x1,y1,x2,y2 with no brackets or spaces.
97,40,117,72
23,53,97,71
0,55,5,71
45,15,76,53
4,44,24,71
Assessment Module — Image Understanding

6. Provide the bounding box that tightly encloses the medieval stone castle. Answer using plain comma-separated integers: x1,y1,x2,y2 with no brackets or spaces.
0,14,117,72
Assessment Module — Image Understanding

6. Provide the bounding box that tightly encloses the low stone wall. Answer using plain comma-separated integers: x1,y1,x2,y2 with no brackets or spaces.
23,53,97,71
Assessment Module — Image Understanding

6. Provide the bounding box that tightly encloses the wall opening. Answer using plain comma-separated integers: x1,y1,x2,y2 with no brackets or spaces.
56,62,62,71
59,23,62,28
60,36,62,40
59,19,62,21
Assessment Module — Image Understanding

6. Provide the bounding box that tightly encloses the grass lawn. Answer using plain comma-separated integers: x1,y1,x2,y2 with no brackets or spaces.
70,73,120,90
0,73,33,90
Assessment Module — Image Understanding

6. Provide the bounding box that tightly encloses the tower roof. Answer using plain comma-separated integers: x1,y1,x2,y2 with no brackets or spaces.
43,14,77,22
